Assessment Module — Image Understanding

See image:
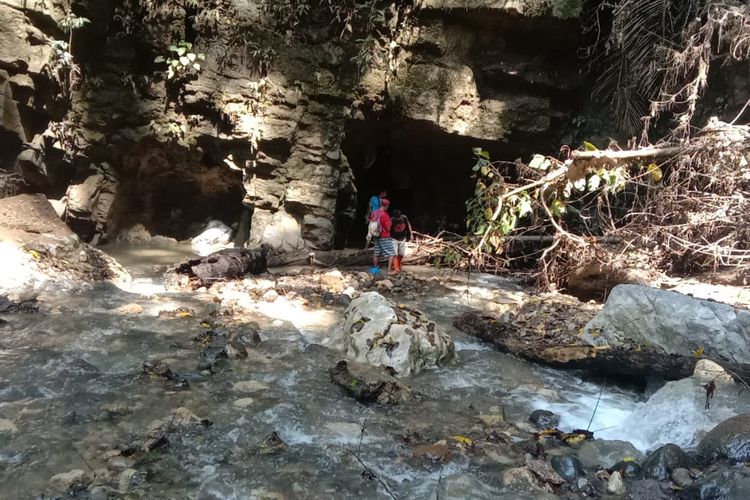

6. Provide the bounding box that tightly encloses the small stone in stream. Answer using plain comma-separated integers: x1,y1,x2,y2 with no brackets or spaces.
529,409,560,429
576,477,589,490
641,443,695,480
478,412,506,427
551,455,583,481
197,345,227,371
143,360,174,378
611,459,641,477
526,455,565,485
376,279,394,292
502,466,551,493
262,289,279,302
698,413,750,464
625,479,674,500
258,431,285,454
320,270,345,292
0,419,18,434
512,439,545,457
607,471,626,495
671,467,693,488
143,433,169,451
233,398,254,408
49,469,92,493
233,380,270,392
142,360,190,389
576,439,643,469
412,442,453,466
328,360,412,406
693,358,734,384
106,455,135,471
116,303,143,315
118,468,138,493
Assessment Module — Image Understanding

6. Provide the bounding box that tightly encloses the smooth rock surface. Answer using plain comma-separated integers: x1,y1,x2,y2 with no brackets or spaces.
191,219,233,255
584,285,750,363
615,376,750,451
641,443,696,480
576,439,643,469
550,455,583,481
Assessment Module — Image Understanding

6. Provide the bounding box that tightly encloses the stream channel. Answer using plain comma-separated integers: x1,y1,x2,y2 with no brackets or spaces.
1,242,747,499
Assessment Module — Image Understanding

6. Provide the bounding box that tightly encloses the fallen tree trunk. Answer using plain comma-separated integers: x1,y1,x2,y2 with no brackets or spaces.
454,311,750,383
164,247,268,289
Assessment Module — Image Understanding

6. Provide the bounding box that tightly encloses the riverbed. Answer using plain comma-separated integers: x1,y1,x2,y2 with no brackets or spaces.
0,243,746,498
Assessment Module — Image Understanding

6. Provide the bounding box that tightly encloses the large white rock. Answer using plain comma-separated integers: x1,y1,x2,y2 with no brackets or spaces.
191,219,233,255
334,292,455,377
583,285,750,363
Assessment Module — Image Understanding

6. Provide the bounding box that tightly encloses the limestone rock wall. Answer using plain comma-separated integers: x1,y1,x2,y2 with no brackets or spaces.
0,0,587,250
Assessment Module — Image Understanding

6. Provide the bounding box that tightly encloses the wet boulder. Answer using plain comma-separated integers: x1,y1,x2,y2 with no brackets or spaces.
329,360,412,405
680,467,750,500
332,292,455,377
697,414,750,464
641,443,696,480
576,439,643,469
551,455,584,481
583,285,750,363
49,469,92,493
529,409,560,429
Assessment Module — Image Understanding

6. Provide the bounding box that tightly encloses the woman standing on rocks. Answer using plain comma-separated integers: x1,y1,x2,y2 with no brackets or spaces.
390,209,412,273
369,199,395,274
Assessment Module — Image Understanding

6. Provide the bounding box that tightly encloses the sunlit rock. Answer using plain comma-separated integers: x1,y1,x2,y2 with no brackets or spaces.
191,219,233,256
583,284,750,363
333,291,455,377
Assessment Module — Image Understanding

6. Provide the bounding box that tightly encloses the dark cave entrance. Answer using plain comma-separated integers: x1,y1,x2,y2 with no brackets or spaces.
112,139,248,242
338,118,546,248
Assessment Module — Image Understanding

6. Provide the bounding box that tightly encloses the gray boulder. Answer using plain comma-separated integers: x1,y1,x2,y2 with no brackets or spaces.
641,444,695,480
583,285,750,363
333,292,455,377
576,439,643,469
698,414,750,465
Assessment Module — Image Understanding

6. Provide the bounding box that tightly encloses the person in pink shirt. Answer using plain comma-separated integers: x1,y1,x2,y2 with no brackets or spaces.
369,199,395,274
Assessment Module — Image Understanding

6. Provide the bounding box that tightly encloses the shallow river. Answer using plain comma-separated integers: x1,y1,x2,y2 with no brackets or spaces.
0,244,744,498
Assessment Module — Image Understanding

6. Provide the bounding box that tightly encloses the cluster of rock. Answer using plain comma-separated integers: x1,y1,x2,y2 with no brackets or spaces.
1,0,593,250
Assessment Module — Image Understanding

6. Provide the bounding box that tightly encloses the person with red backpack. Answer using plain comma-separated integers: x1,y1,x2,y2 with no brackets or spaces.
368,199,395,274
390,209,412,273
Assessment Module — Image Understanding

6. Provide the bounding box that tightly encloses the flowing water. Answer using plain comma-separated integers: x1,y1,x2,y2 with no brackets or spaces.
0,243,746,498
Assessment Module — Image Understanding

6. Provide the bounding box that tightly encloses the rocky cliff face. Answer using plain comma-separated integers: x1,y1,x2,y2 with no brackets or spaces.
0,0,587,250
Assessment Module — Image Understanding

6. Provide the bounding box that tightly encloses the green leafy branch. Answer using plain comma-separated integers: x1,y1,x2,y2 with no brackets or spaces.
467,143,677,255
154,41,205,80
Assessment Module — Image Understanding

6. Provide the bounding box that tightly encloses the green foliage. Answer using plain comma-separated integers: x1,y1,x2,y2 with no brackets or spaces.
261,0,310,33
465,144,651,254
466,148,535,253
61,14,90,31
154,41,205,80
149,118,197,148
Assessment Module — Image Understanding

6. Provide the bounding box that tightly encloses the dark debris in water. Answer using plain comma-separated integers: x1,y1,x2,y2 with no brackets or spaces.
0,294,39,313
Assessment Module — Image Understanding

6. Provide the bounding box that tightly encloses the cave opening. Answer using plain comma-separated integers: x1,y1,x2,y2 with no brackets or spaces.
338,117,546,248
111,139,247,242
